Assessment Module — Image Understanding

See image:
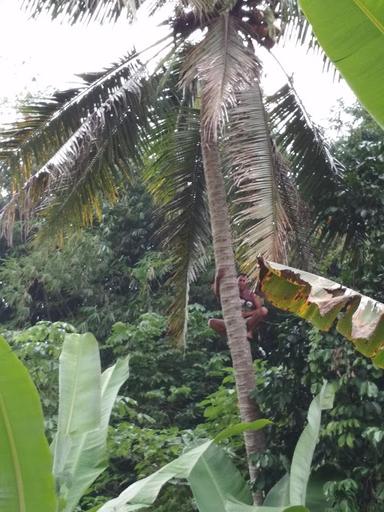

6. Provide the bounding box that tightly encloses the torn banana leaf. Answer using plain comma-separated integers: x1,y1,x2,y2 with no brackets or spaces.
258,259,384,367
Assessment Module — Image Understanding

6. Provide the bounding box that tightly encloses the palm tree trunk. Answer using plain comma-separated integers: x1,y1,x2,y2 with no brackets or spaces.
200,105,266,501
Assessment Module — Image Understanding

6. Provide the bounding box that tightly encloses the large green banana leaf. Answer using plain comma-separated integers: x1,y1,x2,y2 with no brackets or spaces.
52,333,129,512
258,259,384,367
239,383,334,511
289,383,334,506
224,499,308,512
299,0,384,128
97,440,253,512
52,333,102,484
98,387,332,512
0,336,57,512
60,358,129,512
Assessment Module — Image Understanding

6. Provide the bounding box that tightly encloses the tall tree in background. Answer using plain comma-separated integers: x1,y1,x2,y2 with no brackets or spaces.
0,0,343,495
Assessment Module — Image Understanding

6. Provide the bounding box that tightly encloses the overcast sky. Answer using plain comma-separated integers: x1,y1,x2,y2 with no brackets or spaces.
0,0,356,132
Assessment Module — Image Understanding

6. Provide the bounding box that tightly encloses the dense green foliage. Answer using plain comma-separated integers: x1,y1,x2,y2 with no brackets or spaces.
0,106,383,511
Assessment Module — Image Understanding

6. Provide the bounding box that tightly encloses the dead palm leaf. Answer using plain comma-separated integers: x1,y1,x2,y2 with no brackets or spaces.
181,13,260,140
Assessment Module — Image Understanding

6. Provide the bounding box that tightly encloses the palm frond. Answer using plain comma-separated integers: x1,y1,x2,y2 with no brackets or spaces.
179,0,237,18
21,0,142,24
0,65,158,243
0,40,170,183
145,109,210,346
266,82,343,207
182,13,260,140
0,40,177,243
224,84,293,278
276,0,338,75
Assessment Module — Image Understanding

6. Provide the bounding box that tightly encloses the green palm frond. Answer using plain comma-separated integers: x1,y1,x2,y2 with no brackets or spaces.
0,44,170,182
182,13,260,139
21,0,142,23
276,1,337,74
145,109,210,346
224,84,293,278
0,41,176,243
0,66,156,243
266,82,343,207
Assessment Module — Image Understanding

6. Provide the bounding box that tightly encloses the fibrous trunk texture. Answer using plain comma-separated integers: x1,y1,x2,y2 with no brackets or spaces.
200,105,266,502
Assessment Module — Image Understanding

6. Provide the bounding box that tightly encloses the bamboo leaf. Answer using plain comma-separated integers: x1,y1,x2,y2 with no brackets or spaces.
258,258,384,366
299,0,384,128
0,336,57,512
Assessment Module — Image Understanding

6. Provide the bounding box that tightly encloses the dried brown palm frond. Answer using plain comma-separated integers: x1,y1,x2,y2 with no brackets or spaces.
181,12,260,140
224,83,292,279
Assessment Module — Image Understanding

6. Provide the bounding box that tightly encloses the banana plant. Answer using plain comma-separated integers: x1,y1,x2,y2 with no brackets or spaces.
0,333,129,512
0,335,57,512
258,258,384,367
299,0,384,128
97,383,335,512
52,333,129,512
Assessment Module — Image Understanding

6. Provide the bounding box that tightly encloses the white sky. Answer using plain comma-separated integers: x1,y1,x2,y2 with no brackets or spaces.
0,0,356,132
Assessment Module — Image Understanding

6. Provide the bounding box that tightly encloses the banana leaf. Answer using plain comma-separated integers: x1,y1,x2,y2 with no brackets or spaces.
60,358,129,512
52,333,102,484
97,440,253,511
258,258,384,367
0,336,57,512
263,383,334,510
52,333,129,512
224,499,308,512
299,0,384,128
97,386,333,512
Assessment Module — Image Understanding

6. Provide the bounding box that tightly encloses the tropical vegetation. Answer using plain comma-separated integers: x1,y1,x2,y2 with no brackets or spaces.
0,0,383,510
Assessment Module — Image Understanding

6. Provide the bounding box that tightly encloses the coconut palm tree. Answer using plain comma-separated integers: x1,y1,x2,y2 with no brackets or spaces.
0,0,343,499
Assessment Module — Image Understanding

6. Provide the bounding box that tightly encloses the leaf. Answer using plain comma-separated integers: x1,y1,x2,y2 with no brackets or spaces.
52,333,101,495
263,387,334,510
266,83,344,205
145,109,210,346
98,440,253,512
224,496,309,511
214,419,272,443
0,53,171,244
182,13,260,139
22,0,141,24
258,258,384,366
0,335,57,512
264,474,290,506
299,0,384,128
289,383,334,505
305,468,341,512
60,357,129,512
225,84,296,276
